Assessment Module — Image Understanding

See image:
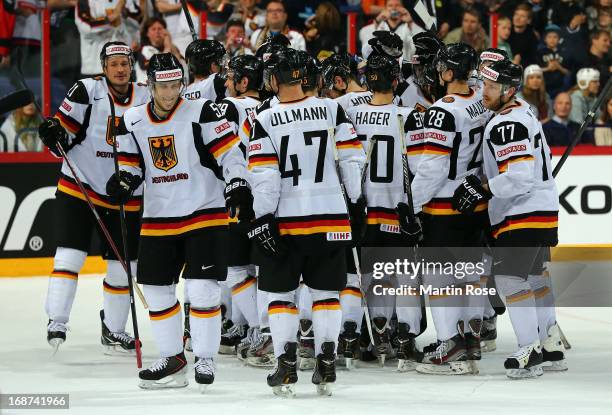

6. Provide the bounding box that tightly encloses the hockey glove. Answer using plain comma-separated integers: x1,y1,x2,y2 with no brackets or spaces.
348,196,367,246
247,214,286,257
452,175,492,214
38,118,69,157
224,178,254,222
106,171,143,205
396,202,422,245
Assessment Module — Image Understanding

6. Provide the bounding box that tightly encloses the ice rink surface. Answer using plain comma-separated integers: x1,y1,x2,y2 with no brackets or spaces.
1,275,611,415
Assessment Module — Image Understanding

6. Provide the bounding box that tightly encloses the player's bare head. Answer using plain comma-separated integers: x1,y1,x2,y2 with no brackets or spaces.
365,53,400,93
100,42,133,88
481,60,522,112
224,54,263,97
147,53,185,112
434,43,477,87
263,47,303,94
186,39,227,78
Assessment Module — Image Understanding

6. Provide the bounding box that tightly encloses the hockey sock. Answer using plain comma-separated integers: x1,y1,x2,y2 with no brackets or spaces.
267,291,299,357
45,247,87,324
297,283,313,321
257,288,269,328
311,289,341,355
495,275,540,347
423,270,462,341
231,273,259,328
367,276,394,321
220,283,232,322
340,273,363,333
528,269,557,342
187,279,221,359
395,274,422,335
144,284,183,357
102,260,136,333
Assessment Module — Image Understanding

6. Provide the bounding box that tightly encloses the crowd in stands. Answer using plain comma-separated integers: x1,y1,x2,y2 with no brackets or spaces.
0,0,610,152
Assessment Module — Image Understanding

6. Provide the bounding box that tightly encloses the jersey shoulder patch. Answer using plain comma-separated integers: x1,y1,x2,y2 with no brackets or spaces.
489,120,530,146
442,96,455,103
404,108,424,131
424,106,456,132
65,80,90,104
199,100,224,123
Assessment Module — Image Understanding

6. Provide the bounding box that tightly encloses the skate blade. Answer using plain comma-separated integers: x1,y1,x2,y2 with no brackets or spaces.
48,338,64,357
378,354,386,367
218,345,237,355
184,338,193,353
315,383,333,396
481,339,496,352
139,370,189,389
103,344,135,356
272,384,296,398
468,360,479,375
506,366,544,379
247,355,276,368
415,361,472,375
397,359,416,372
542,360,568,372
299,357,315,371
345,357,356,370
198,383,212,394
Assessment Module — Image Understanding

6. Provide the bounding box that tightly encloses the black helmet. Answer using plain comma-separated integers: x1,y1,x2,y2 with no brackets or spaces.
264,47,303,86
297,50,321,91
480,59,523,89
434,43,477,81
365,53,400,92
411,32,443,86
185,39,226,76
479,48,509,67
368,30,403,58
321,52,351,89
100,41,133,68
227,54,263,91
255,33,290,59
147,53,185,85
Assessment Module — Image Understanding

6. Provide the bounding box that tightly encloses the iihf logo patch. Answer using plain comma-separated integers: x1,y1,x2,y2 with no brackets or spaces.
326,232,352,241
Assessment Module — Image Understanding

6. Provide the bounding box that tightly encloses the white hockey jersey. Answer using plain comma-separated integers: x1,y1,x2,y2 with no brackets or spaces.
218,95,261,153
411,87,491,215
395,76,434,113
116,98,246,237
182,73,227,103
248,96,365,248
345,102,423,242
55,77,149,211
483,98,559,241
334,91,373,112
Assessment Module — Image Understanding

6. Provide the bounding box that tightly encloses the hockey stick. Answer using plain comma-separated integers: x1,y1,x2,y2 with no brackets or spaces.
108,94,143,368
328,128,376,347
0,89,35,115
179,0,199,42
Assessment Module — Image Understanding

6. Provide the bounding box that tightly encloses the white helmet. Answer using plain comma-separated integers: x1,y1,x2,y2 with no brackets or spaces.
523,64,543,83
577,67,600,90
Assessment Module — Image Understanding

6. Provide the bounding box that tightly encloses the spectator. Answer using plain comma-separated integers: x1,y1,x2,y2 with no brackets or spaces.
250,0,306,51
570,67,601,124
303,2,344,60
586,0,611,31
585,30,611,92
508,3,539,67
444,0,490,34
75,0,129,77
0,102,42,152
518,64,552,121
233,0,266,40
551,0,584,28
155,0,200,54
361,0,424,61
224,19,254,57
537,24,570,98
585,96,612,145
592,6,611,33
558,7,590,73
443,8,489,54
542,92,582,146
496,16,515,62
206,0,235,41
135,17,183,82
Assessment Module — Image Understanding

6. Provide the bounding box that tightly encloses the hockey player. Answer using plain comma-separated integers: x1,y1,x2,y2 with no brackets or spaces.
182,39,228,103
298,50,323,97
409,43,490,375
344,53,425,370
469,48,510,91
216,54,263,356
452,59,565,378
247,47,365,396
105,53,251,390
39,42,149,355
322,52,371,109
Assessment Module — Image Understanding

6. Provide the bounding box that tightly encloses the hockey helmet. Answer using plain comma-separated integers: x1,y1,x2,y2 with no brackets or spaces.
434,43,477,81
365,53,401,92
186,39,227,76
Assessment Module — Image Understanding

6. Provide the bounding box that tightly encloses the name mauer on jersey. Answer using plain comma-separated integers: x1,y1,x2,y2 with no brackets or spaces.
248,96,365,250
116,98,245,237
54,78,149,211
483,99,558,243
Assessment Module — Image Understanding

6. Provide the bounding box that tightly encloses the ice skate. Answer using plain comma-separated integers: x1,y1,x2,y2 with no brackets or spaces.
416,333,470,375
396,323,421,372
504,341,544,379
481,315,497,352
194,357,215,393
541,323,568,372
47,320,67,355
312,341,336,396
267,342,298,398
100,310,138,355
237,326,256,362
339,321,360,370
138,352,188,389
372,317,393,367
219,323,247,355
464,319,482,374
246,326,276,367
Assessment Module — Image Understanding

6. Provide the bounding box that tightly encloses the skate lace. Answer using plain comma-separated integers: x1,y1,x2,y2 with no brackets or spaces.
149,357,170,373
239,327,256,348
195,358,215,375
509,344,532,361
224,324,245,339
251,329,268,349
435,340,450,360
48,321,68,333
111,331,134,343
